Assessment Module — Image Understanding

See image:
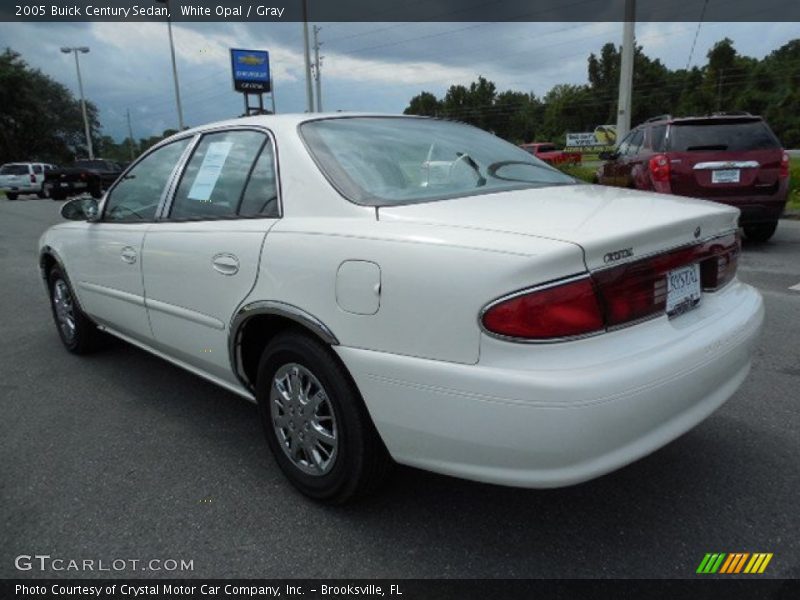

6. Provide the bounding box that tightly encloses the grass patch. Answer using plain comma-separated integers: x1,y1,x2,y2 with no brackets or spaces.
557,163,596,183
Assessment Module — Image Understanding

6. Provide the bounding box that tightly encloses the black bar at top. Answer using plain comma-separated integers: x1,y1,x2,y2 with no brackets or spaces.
2,0,799,22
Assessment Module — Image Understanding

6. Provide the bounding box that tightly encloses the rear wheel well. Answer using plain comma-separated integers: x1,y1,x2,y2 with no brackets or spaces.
237,315,334,391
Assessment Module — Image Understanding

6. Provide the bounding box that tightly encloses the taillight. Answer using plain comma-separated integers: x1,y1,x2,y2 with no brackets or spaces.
779,151,790,179
481,233,740,341
649,154,671,193
481,277,604,340
30,174,36,183
594,232,740,328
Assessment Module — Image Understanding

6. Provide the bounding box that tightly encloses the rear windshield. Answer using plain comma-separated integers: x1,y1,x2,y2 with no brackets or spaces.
300,117,575,206
668,120,779,152
0,164,29,175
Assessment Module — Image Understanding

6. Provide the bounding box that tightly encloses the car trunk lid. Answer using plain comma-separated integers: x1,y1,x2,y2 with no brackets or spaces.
378,184,739,271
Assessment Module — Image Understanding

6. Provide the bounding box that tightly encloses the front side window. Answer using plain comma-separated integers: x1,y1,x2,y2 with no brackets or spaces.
300,117,575,206
170,130,267,220
104,138,191,222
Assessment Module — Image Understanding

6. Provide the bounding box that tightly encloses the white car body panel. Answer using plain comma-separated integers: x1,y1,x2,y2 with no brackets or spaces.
38,113,764,489
55,221,153,341
142,219,277,383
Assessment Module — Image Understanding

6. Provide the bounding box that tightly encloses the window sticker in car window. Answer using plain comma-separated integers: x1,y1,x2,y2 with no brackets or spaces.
187,141,234,201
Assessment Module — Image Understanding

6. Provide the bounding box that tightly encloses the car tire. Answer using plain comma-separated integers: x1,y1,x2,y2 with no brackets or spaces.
89,182,103,199
37,188,47,199
51,190,66,201
743,221,778,243
256,330,393,503
6,193,18,200
47,266,104,354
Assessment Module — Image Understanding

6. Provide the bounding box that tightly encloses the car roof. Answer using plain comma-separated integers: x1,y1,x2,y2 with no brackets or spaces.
640,114,763,127
175,112,418,137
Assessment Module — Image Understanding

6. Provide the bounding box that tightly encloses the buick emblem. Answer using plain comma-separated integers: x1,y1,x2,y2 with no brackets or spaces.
694,226,702,239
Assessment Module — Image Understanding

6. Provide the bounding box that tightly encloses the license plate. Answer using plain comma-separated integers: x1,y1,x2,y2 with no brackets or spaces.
666,263,701,317
711,169,740,184
60,182,69,187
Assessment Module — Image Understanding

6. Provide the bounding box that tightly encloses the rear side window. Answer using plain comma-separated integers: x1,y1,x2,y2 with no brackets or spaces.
170,130,266,220
32,165,43,174
668,120,780,152
649,125,667,151
238,141,279,218
0,164,30,175
626,129,644,155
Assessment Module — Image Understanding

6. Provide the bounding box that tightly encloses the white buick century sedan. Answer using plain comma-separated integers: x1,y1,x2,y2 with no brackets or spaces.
39,114,764,503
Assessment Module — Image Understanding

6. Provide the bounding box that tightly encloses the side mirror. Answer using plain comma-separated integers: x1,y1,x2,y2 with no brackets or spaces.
60,197,100,222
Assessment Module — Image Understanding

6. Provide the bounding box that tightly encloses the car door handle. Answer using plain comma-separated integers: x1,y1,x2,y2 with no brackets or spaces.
212,253,239,275
120,247,137,264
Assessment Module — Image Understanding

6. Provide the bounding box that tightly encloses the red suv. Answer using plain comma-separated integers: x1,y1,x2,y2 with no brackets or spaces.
596,113,790,241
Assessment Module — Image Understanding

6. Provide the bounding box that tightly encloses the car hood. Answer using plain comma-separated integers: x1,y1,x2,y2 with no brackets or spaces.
377,184,739,270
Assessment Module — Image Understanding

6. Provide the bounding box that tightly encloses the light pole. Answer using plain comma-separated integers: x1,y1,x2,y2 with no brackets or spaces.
615,0,636,141
156,0,185,130
61,46,94,160
301,0,314,112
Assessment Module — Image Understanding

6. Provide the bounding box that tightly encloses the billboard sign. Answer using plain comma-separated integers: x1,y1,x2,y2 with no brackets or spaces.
230,48,271,93
566,125,617,151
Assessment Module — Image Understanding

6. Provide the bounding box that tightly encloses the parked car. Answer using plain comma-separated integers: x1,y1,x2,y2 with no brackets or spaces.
44,159,124,201
0,162,58,199
596,113,790,242
39,114,763,503
519,142,582,166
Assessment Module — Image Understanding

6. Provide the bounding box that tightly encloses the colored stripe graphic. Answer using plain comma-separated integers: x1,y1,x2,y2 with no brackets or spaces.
697,553,727,573
744,553,774,574
698,553,773,574
720,553,749,573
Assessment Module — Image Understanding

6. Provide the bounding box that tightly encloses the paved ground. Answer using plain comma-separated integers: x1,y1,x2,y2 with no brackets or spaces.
1,196,798,579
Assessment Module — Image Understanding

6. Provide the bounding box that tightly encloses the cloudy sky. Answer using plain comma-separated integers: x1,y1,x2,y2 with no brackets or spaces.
1,20,796,140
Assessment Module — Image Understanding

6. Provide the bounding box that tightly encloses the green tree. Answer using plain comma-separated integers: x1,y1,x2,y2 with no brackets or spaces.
403,91,441,117
0,48,101,164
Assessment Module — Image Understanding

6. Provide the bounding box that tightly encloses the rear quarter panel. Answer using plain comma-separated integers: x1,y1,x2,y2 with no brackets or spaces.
246,217,586,365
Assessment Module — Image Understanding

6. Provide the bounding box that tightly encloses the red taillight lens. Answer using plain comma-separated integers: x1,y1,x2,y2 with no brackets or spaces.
594,232,740,327
779,151,790,179
481,277,604,340
648,154,671,193
30,174,36,183
482,233,740,341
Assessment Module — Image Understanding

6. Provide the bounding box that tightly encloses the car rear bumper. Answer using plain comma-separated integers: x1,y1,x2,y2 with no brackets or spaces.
46,181,88,192
700,184,789,224
2,184,39,193
337,280,763,488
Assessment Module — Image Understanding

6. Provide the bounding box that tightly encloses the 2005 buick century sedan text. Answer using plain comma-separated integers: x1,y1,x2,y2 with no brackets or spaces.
39,114,764,503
